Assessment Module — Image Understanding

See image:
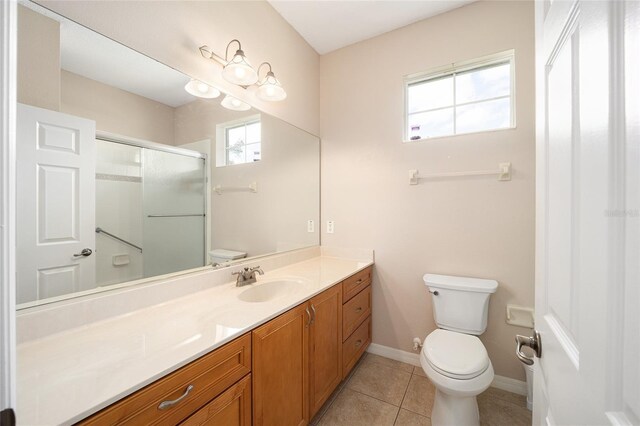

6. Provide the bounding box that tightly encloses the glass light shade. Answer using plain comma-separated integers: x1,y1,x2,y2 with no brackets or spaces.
184,79,221,99
221,95,251,111
256,73,287,102
222,50,258,86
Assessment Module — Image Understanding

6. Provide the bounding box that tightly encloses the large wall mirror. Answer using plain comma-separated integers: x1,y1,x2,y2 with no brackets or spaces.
16,1,320,308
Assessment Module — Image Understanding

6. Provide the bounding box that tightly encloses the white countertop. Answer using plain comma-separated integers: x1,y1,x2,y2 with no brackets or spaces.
16,255,372,426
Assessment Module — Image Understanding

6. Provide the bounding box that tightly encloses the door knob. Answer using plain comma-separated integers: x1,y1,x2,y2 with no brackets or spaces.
73,248,93,258
515,331,541,365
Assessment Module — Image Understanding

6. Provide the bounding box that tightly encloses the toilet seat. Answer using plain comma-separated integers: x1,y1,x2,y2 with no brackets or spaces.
423,329,489,380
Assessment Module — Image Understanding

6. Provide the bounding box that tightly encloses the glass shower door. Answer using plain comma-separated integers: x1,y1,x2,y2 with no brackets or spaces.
142,149,206,278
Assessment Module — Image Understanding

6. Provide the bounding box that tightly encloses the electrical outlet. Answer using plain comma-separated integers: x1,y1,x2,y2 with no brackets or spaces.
307,220,314,233
327,221,335,234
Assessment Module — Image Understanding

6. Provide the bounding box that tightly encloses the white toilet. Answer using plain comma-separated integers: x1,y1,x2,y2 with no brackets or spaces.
420,274,498,426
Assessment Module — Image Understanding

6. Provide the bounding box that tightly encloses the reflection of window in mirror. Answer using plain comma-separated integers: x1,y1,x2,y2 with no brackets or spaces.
216,115,261,166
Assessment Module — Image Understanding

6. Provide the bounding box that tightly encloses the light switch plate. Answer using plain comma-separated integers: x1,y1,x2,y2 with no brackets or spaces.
307,220,314,233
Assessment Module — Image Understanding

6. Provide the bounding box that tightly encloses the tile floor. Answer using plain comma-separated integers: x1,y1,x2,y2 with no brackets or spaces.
311,353,532,426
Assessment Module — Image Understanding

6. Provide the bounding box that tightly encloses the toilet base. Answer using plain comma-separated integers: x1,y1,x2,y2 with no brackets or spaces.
431,389,479,426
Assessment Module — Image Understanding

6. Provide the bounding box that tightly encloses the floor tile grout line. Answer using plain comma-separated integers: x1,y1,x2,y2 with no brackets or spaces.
347,387,406,408
400,405,432,419
314,354,368,425
314,383,345,425
343,373,412,408
393,372,413,425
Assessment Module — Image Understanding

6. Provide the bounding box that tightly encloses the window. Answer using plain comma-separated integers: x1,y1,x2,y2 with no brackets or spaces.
405,51,514,141
223,119,261,165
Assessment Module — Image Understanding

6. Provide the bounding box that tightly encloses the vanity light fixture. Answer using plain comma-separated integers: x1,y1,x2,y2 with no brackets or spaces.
220,40,259,86
184,78,221,99
256,62,287,101
221,94,251,111
199,42,287,103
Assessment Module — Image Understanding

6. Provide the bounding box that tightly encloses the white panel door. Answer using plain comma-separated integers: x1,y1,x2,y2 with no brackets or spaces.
17,103,96,304
533,1,640,425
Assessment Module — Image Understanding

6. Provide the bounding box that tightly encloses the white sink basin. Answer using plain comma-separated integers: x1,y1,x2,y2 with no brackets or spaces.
238,279,303,303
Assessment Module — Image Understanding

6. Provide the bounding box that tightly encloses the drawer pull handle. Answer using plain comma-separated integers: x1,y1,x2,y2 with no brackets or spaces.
310,304,316,325
356,279,363,284
355,339,363,348
305,307,312,326
355,307,363,313
158,384,194,410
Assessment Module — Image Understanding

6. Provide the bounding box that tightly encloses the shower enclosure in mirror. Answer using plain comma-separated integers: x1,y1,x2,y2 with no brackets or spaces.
16,1,320,307
96,139,206,288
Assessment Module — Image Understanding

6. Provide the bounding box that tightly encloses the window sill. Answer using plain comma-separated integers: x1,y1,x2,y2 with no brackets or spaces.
402,125,517,144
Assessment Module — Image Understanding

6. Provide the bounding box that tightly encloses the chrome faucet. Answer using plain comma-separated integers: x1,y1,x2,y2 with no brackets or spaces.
232,266,264,286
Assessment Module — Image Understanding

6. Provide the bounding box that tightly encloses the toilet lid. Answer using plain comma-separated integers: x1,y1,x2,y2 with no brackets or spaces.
423,329,490,380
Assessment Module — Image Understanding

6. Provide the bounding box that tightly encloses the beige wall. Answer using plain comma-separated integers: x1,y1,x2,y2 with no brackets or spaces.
37,0,320,136
61,71,175,145
320,1,536,380
17,5,60,111
173,98,253,147
175,108,320,258
206,113,319,256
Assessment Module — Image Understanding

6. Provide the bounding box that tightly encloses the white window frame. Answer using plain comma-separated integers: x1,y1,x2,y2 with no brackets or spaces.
214,114,261,167
403,49,516,142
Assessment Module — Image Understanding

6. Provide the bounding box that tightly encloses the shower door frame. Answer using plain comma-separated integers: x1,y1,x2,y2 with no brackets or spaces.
96,130,209,270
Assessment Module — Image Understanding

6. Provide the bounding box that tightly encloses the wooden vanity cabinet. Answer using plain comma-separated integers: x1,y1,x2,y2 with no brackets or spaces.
341,266,373,379
77,333,251,426
252,303,310,426
77,265,373,426
308,284,343,418
180,374,251,426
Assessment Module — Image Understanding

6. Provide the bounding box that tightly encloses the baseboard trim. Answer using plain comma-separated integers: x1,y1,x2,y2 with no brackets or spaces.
491,374,527,395
367,343,421,367
366,343,527,396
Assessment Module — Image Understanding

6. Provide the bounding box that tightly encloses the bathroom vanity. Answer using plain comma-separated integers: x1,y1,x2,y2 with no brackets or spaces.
76,265,372,425
16,251,373,425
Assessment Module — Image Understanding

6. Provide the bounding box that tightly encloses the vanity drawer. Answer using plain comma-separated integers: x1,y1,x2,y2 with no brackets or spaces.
181,374,251,426
342,267,372,303
342,285,371,339
78,333,251,426
342,315,371,379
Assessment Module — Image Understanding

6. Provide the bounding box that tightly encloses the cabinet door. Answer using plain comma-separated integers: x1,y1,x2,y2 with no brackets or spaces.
180,374,251,426
252,304,310,426
309,285,342,418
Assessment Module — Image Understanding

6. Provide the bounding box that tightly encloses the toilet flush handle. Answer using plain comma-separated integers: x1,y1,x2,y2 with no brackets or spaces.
429,289,439,296
515,331,542,365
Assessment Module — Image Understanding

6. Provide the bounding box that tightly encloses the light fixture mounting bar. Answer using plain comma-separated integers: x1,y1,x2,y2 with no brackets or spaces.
199,45,227,66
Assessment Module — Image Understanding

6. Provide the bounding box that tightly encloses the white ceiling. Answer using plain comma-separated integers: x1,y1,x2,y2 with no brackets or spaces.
268,0,476,54
60,24,195,108
26,1,196,108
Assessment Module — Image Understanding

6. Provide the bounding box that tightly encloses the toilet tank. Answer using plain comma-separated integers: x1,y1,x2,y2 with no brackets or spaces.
209,249,247,265
423,274,498,335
